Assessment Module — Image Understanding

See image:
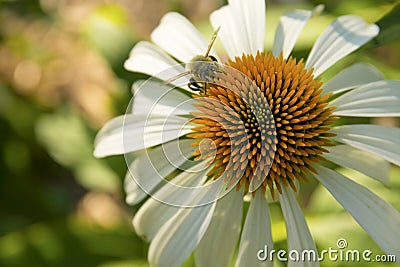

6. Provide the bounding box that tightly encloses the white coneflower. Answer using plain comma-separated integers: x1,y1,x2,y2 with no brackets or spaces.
94,0,400,266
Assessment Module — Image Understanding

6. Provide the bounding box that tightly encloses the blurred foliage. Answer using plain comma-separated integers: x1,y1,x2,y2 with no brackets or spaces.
0,0,399,267
374,2,400,46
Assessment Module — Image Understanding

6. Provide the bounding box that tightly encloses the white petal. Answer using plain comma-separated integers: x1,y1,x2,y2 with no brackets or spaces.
132,162,208,241
210,6,237,58
94,114,192,157
331,124,400,166
148,204,215,267
124,41,190,87
133,197,179,242
322,63,384,95
279,186,319,267
210,0,265,58
314,165,400,261
195,188,243,267
151,12,219,63
325,145,390,185
124,171,143,205
124,139,196,205
236,191,273,267
331,80,400,117
273,5,324,59
130,79,195,116
151,162,224,208
306,15,379,77
148,180,224,267
228,0,265,54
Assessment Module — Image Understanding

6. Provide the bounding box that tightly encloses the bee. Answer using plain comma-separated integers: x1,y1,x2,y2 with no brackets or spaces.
163,26,222,94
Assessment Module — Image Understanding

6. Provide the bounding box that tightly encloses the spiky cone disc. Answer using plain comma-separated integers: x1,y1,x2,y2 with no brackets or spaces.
188,51,337,198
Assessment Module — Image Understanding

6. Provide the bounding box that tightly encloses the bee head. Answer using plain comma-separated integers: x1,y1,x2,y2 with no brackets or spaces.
190,55,214,62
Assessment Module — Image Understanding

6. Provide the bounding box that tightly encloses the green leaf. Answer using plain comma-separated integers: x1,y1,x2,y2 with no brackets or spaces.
373,3,400,46
81,3,136,65
35,108,120,191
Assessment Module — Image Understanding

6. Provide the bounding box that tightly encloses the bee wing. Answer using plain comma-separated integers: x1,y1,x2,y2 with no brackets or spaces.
161,71,191,85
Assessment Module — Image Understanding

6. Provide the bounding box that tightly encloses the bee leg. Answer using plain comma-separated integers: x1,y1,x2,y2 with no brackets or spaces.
188,83,201,92
188,78,204,92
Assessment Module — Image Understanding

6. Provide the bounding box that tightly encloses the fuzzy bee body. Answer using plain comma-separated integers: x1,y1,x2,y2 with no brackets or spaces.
186,55,222,92
163,27,222,94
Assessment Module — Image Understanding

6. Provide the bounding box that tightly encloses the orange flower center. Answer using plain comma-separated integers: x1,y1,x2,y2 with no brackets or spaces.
188,51,337,198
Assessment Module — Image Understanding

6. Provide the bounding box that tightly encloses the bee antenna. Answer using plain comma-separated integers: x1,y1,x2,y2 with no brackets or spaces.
204,26,221,57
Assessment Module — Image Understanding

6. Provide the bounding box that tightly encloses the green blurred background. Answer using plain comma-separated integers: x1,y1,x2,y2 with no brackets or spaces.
0,0,399,266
